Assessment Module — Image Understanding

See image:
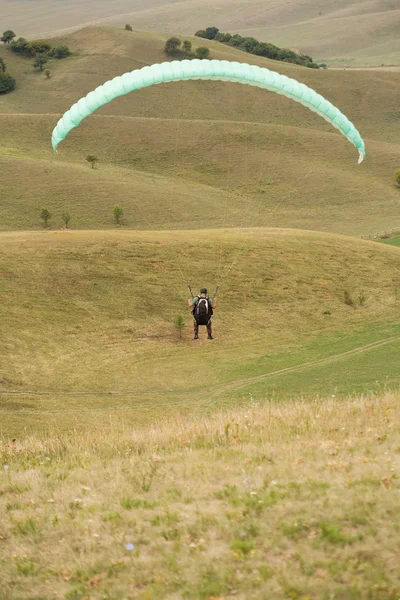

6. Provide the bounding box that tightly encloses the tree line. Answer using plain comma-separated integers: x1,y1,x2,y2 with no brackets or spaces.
195,27,321,69
164,37,210,59
0,29,71,94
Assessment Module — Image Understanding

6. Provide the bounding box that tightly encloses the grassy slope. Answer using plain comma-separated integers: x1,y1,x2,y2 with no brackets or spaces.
1,27,400,236
1,229,400,436
1,0,399,66
1,395,399,599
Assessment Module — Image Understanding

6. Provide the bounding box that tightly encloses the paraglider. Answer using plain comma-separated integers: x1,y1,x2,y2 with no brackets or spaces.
51,59,366,163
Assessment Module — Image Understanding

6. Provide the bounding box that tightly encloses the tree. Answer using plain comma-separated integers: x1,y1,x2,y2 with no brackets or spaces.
33,55,48,71
1,30,16,44
86,155,99,169
196,46,210,59
0,57,6,72
113,204,123,224
195,30,207,39
394,169,400,188
62,212,71,228
174,315,185,339
204,27,219,40
182,40,192,54
44,69,51,79
125,24,133,31
165,37,181,56
40,208,51,228
0,72,16,94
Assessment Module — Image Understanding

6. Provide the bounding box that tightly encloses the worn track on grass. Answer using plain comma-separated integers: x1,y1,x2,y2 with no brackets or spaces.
1,334,399,415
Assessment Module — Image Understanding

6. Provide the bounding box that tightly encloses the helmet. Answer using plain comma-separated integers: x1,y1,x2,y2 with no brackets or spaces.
200,288,207,294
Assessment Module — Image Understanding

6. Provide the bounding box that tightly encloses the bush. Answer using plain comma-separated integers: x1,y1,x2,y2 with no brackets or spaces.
165,37,181,56
394,169,400,188
0,72,16,94
195,30,208,39
113,205,124,225
10,37,35,57
182,40,192,54
86,155,98,169
44,69,51,79
48,45,70,59
30,40,52,54
344,290,354,306
62,212,71,228
196,47,210,59
40,208,51,228
0,57,6,72
174,315,185,339
125,24,133,31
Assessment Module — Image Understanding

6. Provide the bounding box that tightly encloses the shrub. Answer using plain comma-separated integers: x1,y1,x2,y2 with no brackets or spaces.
62,212,71,228
44,69,51,79
196,46,210,59
113,204,124,225
86,155,98,169
0,57,6,72
48,45,70,59
125,24,133,31
182,40,192,54
30,40,52,54
40,208,51,228
10,37,35,57
344,290,354,306
0,72,16,94
174,315,185,339
394,169,400,188
165,37,181,56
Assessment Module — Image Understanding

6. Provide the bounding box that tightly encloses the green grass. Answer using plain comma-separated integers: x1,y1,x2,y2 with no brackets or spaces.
382,235,400,248
1,395,399,599
1,229,400,436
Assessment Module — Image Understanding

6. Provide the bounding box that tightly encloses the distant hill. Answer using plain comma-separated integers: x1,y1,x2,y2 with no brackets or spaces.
1,0,399,66
1,26,400,236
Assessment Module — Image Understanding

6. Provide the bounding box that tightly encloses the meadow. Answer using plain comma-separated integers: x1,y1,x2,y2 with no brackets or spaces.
1,23,400,598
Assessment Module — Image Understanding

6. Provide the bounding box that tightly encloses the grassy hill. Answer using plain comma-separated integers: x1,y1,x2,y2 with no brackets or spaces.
1,228,400,436
1,1,399,66
1,27,400,236
1,394,399,599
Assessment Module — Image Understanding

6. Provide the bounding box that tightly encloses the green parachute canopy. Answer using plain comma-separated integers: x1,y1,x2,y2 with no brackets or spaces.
51,59,366,163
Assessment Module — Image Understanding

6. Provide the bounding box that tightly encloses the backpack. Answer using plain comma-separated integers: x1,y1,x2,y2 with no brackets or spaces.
193,296,213,324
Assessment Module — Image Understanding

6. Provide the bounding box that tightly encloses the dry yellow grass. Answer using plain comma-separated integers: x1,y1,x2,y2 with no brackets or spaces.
1,0,399,65
1,27,400,236
1,393,399,599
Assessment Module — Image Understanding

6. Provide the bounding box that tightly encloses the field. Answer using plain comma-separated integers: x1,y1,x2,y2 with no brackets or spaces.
1,395,400,599
1,228,400,437
1,0,400,66
1,22,400,599
1,27,400,237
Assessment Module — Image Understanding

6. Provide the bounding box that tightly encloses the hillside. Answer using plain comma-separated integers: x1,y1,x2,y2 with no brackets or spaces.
1,0,399,66
1,27,400,236
1,394,399,599
1,229,400,436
